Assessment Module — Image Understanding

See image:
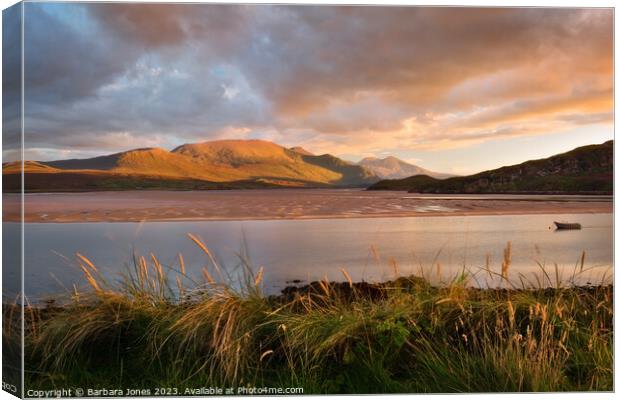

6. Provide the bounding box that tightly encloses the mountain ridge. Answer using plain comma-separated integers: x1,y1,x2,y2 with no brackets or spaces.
4,139,380,191
358,156,453,179
368,141,613,194
4,139,612,193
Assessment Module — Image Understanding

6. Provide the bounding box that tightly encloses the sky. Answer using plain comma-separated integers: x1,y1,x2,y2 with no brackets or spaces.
2,3,614,174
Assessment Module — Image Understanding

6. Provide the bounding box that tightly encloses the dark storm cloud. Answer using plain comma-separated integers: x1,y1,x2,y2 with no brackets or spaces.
16,3,613,160
89,3,252,52
23,4,138,103
20,3,267,156
2,3,24,153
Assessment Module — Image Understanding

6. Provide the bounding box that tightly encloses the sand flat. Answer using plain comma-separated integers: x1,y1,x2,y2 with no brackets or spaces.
2,189,613,223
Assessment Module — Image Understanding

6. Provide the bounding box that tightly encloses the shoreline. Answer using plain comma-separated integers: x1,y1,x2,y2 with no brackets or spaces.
4,209,614,224
3,189,613,223
6,277,614,307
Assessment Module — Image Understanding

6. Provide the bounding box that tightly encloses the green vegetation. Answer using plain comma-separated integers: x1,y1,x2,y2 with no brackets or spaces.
2,171,292,193
368,141,613,193
5,238,613,394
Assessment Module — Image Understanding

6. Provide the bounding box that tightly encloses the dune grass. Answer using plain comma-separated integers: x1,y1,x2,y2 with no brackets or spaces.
4,237,613,394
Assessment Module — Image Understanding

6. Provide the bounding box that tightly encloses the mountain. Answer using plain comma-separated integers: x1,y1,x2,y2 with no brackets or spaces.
289,146,314,156
45,147,229,181
358,156,452,179
301,153,377,184
4,139,380,192
368,141,613,194
171,140,377,185
2,161,60,173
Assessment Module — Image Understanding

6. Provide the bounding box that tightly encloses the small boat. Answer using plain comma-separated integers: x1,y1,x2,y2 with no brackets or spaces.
554,221,582,230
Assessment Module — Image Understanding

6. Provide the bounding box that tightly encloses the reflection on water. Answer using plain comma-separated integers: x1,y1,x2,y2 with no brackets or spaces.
4,213,613,299
412,205,458,213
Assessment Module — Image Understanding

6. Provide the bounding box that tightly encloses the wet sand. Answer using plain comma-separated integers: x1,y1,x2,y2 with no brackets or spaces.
2,189,613,223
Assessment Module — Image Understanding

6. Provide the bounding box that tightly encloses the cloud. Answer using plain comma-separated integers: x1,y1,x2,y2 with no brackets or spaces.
242,7,611,114
16,4,613,162
22,4,139,104
88,3,253,52
2,4,22,154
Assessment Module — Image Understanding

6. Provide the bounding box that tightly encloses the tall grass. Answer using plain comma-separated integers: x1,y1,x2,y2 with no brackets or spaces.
13,237,613,393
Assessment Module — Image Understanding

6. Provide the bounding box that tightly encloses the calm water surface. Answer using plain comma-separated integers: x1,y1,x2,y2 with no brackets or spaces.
4,213,613,299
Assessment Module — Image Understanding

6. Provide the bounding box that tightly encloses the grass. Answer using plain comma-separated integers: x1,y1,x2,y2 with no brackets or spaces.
3,238,613,394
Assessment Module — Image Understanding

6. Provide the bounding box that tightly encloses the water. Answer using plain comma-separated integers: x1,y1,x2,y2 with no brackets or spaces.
3,213,613,300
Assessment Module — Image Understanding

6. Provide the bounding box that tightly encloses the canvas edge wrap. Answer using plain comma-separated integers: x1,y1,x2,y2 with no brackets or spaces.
2,1,24,398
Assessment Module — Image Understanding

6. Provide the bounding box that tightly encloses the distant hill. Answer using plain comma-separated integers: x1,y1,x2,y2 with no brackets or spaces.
368,141,613,194
289,146,314,156
301,154,377,185
172,140,377,186
2,161,60,173
4,139,381,192
358,156,453,179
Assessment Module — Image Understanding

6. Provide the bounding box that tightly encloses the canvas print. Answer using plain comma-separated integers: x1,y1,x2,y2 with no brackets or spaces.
1,2,614,397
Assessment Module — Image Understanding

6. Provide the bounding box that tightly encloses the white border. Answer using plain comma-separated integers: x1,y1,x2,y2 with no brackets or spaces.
0,2,616,400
